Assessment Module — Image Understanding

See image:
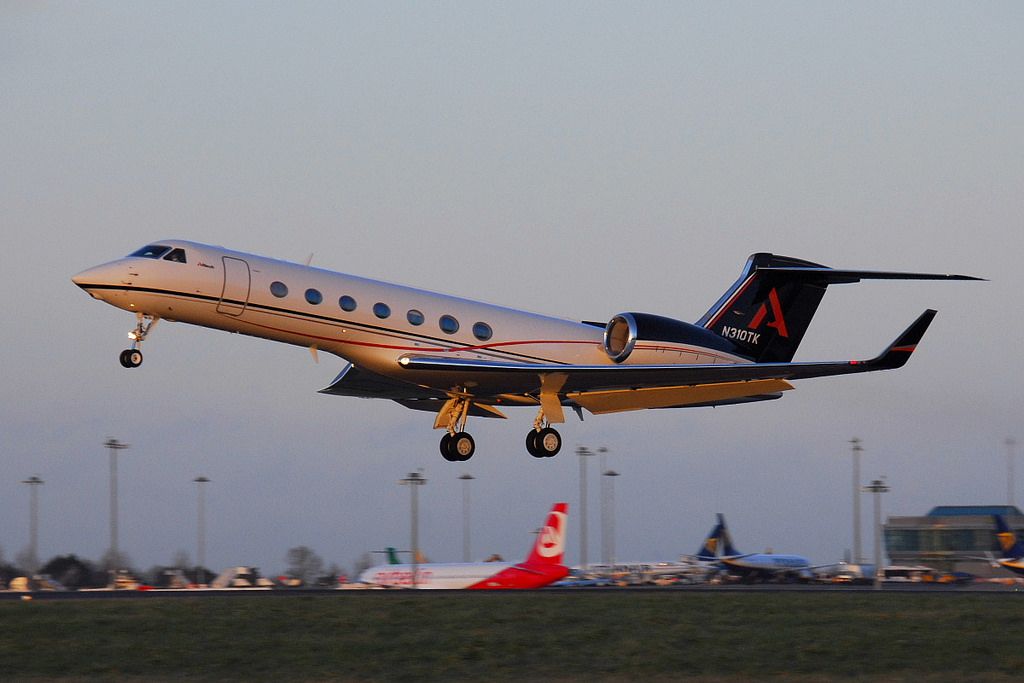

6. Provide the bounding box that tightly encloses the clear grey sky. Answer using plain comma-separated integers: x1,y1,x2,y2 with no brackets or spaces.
2,2,1021,575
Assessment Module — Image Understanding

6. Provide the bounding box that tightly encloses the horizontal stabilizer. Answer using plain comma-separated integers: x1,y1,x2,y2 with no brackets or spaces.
757,266,984,284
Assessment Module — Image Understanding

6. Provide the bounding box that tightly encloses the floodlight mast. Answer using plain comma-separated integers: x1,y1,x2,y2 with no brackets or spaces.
459,473,475,562
104,438,130,568
399,471,427,588
602,469,620,565
21,475,44,573
194,476,211,585
850,438,864,563
862,478,890,590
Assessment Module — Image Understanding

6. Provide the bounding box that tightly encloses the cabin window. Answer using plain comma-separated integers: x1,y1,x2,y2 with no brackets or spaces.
305,288,323,305
407,309,425,326
472,322,493,341
129,244,171,259
439,315,459,334
339,295,357,312
373,302,391,319
270,281,288,298
163,248,187,263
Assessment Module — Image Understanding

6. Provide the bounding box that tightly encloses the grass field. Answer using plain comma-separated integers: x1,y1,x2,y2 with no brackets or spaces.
1,590,1022,681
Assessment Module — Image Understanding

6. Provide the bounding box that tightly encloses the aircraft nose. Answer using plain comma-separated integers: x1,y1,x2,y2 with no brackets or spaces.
72,265,104,288
72,262,127,289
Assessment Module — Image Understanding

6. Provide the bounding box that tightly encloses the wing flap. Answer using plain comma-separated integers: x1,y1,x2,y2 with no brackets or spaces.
569,379,794,414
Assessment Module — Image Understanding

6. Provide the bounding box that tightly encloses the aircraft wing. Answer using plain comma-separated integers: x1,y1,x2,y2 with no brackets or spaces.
396,310,936,411
319,363,447,400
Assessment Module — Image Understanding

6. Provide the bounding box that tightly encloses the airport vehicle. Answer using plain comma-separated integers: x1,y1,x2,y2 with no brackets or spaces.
72,241,976,461
211,566,274,589
991,515,1024,576
880,565,938,583
357,503,568,589
815,562,876,584
703,513,818,582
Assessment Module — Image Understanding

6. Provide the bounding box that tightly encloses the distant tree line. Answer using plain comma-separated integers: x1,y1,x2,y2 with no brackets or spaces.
0,544,349,589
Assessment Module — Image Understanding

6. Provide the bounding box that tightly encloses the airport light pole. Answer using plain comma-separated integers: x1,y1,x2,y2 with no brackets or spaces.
850,438,864,564
194,476,210,585
1007,438,1017,507
863,478,889,590
400,471,426,588
104,438,130,569
21,475,44,573
577,446,596,568
459,473,474,562
602,469,620,565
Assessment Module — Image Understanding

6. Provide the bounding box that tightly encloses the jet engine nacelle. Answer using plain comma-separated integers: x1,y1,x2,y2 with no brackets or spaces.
603,312,737,363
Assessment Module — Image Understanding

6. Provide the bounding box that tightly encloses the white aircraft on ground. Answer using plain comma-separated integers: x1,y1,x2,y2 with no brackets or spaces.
72,240,977,461
576,511,731,584
356,503,568,589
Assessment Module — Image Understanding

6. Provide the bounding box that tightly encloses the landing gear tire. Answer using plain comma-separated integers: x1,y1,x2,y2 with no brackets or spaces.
535,427,562,457
526,428,561,458
441,432,475,462
526,431,544,458
119,349,143,368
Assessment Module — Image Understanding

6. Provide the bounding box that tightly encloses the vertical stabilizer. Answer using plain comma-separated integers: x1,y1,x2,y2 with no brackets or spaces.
994,515,1024,558
716,513,741,556
699,254,829,363
523,503,569,566
695,515,726,560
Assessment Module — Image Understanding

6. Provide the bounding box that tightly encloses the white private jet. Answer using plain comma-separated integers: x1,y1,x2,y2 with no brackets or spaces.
72,240,977,461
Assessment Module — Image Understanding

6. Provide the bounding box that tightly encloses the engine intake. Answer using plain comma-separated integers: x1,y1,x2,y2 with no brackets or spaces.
603,312,738,363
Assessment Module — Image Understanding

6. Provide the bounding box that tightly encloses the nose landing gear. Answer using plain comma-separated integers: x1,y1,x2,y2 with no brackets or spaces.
119,313,157,368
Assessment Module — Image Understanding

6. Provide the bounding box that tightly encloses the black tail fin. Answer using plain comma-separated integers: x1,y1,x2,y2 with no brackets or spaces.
698,254,830,363
698,253,980,363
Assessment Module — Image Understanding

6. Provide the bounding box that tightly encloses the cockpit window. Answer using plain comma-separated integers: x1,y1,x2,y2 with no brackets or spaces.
129,244,172,259
163,248,187,263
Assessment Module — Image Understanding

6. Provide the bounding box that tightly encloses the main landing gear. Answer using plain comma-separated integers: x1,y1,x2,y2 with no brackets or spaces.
526,404,562,458
526,427,562,458
440,432,475,462
119,313,157,368
436,398,564,462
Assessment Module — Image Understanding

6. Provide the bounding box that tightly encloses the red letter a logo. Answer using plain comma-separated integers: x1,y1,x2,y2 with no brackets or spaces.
749,288,789,338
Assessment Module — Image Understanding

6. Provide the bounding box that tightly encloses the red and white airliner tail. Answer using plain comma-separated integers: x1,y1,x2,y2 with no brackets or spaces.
357,503,569,590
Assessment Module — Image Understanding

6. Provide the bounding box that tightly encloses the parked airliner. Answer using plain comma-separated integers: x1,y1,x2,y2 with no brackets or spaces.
703,513,821,582
991,515,1024,576
357,503,568,589
580,513,731,584
72,241,977,461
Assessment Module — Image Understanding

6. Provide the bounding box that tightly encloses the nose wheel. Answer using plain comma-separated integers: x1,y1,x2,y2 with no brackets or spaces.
119,349,143,368
118,313,157,369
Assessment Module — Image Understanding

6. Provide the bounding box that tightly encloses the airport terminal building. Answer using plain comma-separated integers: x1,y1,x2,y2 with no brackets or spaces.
884,505,1024,575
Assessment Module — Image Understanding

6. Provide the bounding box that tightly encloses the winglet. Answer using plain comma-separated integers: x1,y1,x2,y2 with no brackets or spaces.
856,309,937,370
